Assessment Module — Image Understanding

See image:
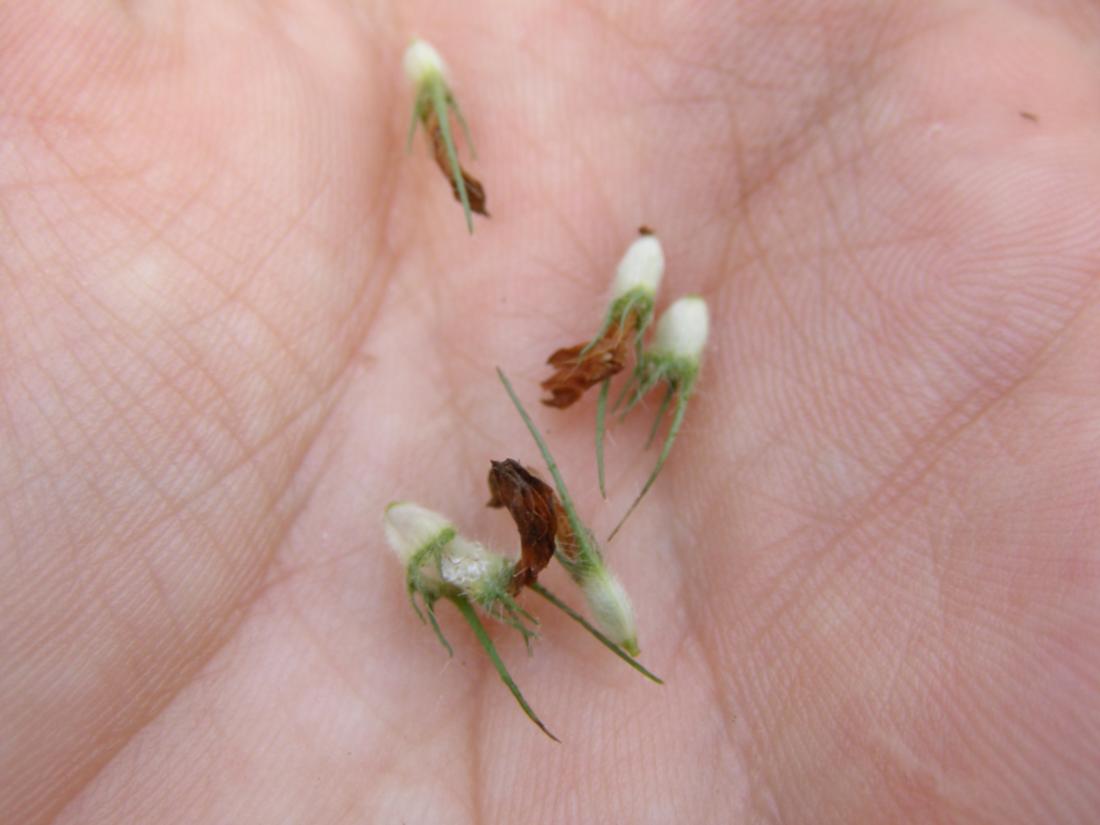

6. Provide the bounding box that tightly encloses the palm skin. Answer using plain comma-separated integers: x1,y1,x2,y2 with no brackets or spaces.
3,1,1099,823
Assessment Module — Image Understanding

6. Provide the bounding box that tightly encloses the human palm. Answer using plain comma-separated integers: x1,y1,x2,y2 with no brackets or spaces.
4,2,1099,823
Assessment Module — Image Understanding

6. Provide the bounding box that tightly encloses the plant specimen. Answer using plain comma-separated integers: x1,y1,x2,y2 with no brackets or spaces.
541,228,663,409
499,368,642,655
486,457,663,684
608,295,710,540
541,228,665,495
385,485,661,740
384,501,555,739
403,38,487,233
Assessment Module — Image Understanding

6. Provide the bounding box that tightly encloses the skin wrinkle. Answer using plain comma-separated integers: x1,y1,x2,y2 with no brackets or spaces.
573,2,691,109
11,331,122,548
46,359,365,823
115,328,248,489
737,113,892,311
690,27,1095,825
943,671,1053,819
787,440,1051,814
0,357,85,509
1005,646,1093,762
877,606,931,714
26,121,169,264
63,327,214,518
284,591,389,726
778,427,966,623
115,654,234,823
468,657,486,825
266,616,416,823
2,8,391,825
11,188,258,399
742,659,815,823
782,227,934,480
94,230,375,533
567,135,624,240
674,565,760,815
663,426,778,822
208,260,328,399
116,210,275,344
0,157,82,309
718,63,860,352
297,550,477,814
814,313,1072,559
11,220,378,825
63,342,243,550
152,194,388,740
104,168,229,291
532,237,599,307
364,117,406,271
421,255,498,472
730,9,948,225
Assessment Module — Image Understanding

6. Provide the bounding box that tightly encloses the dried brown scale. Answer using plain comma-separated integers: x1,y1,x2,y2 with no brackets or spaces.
425,107,489,217
487,459,560,593
540,314,638,408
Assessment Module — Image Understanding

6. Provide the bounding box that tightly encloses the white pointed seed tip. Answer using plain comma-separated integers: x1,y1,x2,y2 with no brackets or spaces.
403,38,448,87
611,233,665,301
654,295,709,361
581,567,639,654
384,501,454,566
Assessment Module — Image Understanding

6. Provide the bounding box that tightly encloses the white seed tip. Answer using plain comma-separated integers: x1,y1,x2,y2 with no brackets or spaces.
383,501,454,565
611,233,665,301
403,38,448,87
654,295,709,361
439,536,496,590
581,567,638,651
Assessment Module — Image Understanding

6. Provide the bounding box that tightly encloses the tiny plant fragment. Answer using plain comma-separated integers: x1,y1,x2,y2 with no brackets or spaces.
608,295,710,541
488,457,664,684
384,501,556,740
487,459,564,593
541,228,664,409
499,369,643,657
541,228,665,495
384,493,660,741
404,38,487,233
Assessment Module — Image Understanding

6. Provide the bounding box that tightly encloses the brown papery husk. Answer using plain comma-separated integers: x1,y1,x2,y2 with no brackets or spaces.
424,107,488,216
487,459,577,593
540,314,637,408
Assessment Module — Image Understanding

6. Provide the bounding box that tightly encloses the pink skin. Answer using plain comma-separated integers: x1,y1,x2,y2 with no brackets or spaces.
2,1,1099,823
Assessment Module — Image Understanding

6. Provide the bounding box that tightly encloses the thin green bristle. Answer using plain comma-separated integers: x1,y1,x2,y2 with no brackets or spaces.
425,599,454,656
608,389,690,542
450,93,477,161
429,82,473,234
406,89,424,151
529,582,663,684
645,383,675,450
497,368,591,558
596,378,611,498
452,595,559,742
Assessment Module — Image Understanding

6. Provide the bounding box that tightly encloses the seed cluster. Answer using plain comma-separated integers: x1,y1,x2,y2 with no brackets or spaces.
388,39,710,740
